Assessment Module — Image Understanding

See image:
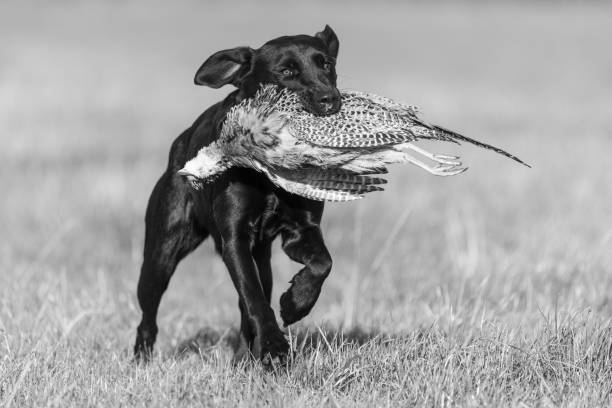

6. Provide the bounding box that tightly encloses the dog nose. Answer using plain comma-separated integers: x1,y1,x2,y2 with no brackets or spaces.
316,92,340,115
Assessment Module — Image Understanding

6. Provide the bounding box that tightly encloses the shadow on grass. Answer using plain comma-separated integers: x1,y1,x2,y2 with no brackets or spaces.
173,325,386,359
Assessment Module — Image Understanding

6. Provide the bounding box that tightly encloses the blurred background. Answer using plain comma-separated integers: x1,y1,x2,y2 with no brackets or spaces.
1,1,612,353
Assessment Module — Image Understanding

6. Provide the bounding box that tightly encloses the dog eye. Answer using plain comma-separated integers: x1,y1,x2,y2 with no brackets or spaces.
281,68,296,77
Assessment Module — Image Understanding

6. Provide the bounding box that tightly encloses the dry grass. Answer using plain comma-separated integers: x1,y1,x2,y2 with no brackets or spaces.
1,1,612,406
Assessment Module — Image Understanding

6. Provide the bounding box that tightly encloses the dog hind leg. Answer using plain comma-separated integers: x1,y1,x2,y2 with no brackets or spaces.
134,172,208,361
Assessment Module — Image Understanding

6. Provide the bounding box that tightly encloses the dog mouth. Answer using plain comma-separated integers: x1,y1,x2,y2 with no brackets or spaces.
297,90,342,117
302,99,341,117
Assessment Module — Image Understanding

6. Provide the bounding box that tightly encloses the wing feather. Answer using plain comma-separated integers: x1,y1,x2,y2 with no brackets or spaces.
252,163,363,202
251,162,387,202
277,168,387,195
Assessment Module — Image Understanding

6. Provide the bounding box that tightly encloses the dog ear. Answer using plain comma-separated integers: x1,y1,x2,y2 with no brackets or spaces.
194,47,254,88
315,25,339,59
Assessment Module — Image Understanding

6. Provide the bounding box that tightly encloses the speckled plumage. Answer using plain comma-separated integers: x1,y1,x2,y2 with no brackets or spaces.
180,85,528,201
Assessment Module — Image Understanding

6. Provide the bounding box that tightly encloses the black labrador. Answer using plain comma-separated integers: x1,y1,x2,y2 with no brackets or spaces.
134,25,341,366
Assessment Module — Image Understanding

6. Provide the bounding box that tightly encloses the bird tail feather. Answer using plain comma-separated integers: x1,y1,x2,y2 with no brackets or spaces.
432,125,531,168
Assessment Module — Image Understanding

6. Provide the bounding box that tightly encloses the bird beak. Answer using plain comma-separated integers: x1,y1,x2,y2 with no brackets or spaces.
177,168,197,182
177,168,206,190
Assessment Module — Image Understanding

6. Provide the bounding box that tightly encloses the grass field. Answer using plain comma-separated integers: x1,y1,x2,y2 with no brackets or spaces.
2,1,612,406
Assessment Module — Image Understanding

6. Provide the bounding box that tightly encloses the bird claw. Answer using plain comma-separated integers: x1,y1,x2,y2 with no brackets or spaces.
433,153,461,166
430,164,468,176
409,159,466,177
433,153,459,160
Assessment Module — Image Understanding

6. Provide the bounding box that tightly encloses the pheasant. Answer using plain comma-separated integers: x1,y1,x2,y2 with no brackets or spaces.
179,85,528,201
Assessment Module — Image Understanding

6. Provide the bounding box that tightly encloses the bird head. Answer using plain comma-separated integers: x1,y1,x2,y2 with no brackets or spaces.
177,146,230,190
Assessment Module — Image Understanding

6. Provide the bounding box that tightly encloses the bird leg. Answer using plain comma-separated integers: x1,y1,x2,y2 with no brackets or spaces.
403,155,467,176
402,143,461,166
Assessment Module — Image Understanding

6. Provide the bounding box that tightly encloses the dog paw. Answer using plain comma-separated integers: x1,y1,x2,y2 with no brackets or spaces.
254,328,290,370
261,350,288,370
279,280,320,326
133,323,158,363
133,340,153,363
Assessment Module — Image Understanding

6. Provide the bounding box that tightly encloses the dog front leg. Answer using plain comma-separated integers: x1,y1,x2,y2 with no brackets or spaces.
280,226,332,326
213,184,288,366
221,236,288,366
233,242,274,361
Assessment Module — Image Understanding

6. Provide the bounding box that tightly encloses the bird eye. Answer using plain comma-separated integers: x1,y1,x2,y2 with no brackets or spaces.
322,62,331,71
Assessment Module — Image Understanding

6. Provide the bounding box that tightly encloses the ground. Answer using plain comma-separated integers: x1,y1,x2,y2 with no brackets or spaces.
1,1,612,407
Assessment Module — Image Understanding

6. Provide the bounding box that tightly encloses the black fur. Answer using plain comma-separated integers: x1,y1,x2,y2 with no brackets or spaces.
134,26,340,367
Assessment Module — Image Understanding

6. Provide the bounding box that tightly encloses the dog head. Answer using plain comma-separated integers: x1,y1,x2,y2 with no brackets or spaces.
194,25,341,116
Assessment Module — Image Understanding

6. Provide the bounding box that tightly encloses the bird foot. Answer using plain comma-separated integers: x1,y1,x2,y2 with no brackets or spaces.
398,143,467,177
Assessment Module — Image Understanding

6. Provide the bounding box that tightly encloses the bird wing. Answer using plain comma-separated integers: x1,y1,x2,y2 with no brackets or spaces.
281,168,387,194
281,89,457,148
277,88,529,167
341,90,425,123
252,162,387,202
